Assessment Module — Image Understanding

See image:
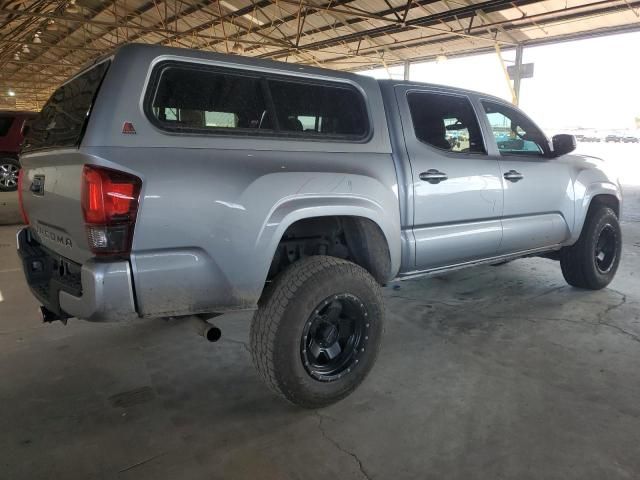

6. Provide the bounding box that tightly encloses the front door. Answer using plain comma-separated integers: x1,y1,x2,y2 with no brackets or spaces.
396,87,504,270
478,100,574,254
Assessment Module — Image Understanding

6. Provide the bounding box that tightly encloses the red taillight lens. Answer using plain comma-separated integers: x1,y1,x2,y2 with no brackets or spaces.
17,168,29,225
81,165,141,255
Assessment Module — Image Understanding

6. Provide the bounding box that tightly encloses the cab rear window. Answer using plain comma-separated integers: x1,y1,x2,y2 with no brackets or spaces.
145,62,370,141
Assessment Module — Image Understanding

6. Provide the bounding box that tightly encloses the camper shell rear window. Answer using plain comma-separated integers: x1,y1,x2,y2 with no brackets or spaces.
23,60,110,153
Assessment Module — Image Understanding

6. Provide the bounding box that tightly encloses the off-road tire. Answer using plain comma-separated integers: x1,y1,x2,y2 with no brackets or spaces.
250,256,384,408
560,206,622,290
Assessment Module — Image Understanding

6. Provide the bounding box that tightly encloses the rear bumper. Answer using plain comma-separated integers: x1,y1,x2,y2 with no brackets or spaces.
17,227,138,322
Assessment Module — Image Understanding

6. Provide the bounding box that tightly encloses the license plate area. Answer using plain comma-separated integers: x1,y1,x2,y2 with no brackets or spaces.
19,229,82,313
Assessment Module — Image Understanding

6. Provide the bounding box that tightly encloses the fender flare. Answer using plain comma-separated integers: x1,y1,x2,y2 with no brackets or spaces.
255,194,402,283
570,181,621,244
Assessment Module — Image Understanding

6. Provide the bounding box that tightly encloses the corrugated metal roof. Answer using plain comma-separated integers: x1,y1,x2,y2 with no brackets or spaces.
0,0,638,110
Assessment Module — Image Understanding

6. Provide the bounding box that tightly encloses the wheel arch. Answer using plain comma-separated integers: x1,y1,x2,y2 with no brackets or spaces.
570,181,621,244
588,193,620,217
257,196,401,286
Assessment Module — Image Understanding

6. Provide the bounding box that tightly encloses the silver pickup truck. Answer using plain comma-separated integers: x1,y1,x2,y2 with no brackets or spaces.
17,44,622,407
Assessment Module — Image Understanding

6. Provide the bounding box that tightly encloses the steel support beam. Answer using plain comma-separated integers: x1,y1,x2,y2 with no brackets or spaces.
403,59,411,80
327,0,640,70
257,0,543,59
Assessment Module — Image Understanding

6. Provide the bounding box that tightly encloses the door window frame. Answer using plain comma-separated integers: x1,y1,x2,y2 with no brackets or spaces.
404,88,488,158
477,97,552,158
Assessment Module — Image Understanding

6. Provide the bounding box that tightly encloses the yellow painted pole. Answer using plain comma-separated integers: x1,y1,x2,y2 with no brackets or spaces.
494,43,518,105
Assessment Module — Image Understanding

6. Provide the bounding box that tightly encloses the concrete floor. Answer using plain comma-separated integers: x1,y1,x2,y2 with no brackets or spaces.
1,187,639,480
0,190,21,225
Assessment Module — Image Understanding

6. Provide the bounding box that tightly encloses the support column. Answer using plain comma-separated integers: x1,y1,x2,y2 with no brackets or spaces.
513,44,524,106
403,59,411,81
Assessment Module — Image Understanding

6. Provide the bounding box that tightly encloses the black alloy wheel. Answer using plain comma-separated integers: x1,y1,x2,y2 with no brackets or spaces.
594,224,618,274
301,293,369,382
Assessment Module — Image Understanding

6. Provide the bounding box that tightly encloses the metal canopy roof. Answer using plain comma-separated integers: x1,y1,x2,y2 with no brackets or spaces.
0,0,639,110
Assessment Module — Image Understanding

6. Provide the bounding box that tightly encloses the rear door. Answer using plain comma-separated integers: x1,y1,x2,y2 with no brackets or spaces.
20,60,110,264
395,86,503,270
478,100,574,254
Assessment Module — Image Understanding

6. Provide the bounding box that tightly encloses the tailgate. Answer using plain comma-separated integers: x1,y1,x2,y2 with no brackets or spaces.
20,151,93,264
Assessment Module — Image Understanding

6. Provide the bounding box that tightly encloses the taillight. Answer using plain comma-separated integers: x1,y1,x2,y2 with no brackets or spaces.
81,165,141,256
17,168,29,225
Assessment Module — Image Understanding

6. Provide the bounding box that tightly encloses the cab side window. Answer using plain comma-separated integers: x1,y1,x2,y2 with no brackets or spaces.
482,101,547,155
407,92,485,154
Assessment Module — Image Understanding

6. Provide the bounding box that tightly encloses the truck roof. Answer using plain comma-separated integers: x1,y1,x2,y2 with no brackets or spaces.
112,42,365,84
68,43,507,106
376,78,508,104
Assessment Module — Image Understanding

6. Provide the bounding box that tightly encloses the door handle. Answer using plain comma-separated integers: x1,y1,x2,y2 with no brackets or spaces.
503,170,524,183
420,169,448,184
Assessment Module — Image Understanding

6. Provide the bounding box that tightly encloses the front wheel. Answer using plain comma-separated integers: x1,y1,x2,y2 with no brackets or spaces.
0,157,20,192
560,206,622,290
250,256,384,408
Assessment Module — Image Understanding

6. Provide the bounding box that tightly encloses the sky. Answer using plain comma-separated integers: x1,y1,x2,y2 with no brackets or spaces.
359,31,640,132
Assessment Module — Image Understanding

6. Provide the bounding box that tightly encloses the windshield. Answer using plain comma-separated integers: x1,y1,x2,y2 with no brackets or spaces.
23,60,110,153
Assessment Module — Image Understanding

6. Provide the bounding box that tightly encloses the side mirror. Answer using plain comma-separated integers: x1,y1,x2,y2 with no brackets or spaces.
551,134,576,157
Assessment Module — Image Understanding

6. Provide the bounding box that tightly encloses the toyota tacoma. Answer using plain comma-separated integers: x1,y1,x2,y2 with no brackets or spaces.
17,44,623,407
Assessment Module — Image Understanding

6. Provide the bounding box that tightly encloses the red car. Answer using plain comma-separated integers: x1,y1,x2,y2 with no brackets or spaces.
0,110,36,191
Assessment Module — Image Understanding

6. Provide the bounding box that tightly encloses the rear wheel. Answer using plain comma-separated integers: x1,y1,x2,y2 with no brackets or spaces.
0,157,20,192
250,256,384,408
560,206,622,290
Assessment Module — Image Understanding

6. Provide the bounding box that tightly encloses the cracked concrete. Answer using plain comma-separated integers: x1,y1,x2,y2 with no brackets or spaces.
1,186,640,480
316,412,372,480
598,322,640,344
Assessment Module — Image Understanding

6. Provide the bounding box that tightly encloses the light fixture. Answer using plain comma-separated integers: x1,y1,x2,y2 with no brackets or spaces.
46,20,58,31
219,0,264,26
8,90,15,97
13,52,20,61
67,0,79,13
231,42,245,54
22,45,30,53
33,32,42,44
